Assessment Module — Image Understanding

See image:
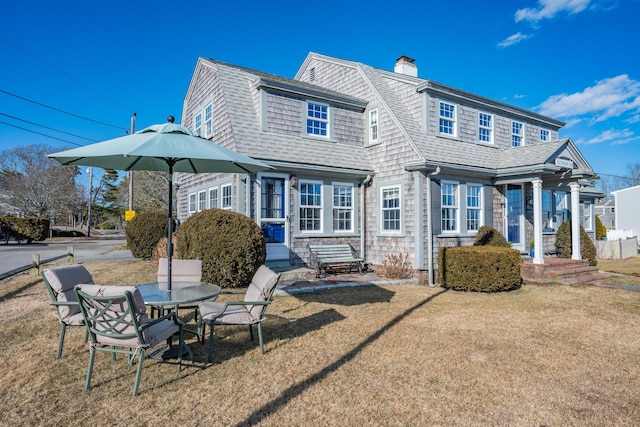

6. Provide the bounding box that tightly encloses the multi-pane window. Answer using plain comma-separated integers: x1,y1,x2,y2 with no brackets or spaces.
369,109,378,143
333,183,353,232
543,190,568,231
555,191,568,227
582,201,593,231
381,186,401,233
540,129,549,142
208,187,218,209
188,193,196,214
439,102,456,136
478,112,493,143
441,182,458,232
466,185,482,231
221,184,232,210
306,102,329,137
194,114,202,136
511,121,524,147
300,181,322,232
198,190,206,212
204,104,213,137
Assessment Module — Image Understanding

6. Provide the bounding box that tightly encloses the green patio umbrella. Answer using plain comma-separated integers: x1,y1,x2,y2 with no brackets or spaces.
49,117,274,290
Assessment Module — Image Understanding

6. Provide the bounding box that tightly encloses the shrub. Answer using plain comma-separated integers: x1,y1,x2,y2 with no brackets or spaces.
175,209,266,288
473,225,510,247
438,246,522,292
98,221,116,230
126,212,174,259
555,221,597,266
595,215,607,241
152,234,179,261
376,252,412,279
0,217,49,243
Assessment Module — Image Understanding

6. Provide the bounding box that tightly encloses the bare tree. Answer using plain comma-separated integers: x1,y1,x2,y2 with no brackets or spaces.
0,144,82,219
117,170,170,213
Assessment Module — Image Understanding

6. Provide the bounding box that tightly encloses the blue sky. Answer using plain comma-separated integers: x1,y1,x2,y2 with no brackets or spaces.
1,0,639,186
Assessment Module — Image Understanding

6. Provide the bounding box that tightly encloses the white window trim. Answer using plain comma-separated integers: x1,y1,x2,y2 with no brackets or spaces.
194,113,202,137
438,101,457,137
380,184,402,234
540,128,550,142
511,120,525,147
299,179,324,233
221,183,232,210
466,184,483,233
368,109,379,144
208,187,218,209
441,180,459,234
188,192,197,214
582,201,593,231
332,182,354,233
197,190,207,212
306,100,330,138
204,103,213,138
478,112,493,144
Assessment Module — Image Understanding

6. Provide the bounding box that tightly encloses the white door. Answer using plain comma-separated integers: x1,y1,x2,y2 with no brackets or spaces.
505,184,525,252
257,173,290,261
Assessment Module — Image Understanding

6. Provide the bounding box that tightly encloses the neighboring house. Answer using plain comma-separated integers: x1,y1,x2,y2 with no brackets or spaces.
176,53,601,282
595,197,615,229
610,185,640,238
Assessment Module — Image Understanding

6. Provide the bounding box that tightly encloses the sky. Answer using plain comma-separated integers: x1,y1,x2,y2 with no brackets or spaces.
1,0,639,189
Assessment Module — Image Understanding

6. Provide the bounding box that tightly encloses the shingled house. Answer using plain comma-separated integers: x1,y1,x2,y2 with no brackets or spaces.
176,53,600,282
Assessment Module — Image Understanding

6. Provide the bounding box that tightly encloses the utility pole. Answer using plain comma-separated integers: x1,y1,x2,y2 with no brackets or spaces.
128,113,136,211
87,166,93,238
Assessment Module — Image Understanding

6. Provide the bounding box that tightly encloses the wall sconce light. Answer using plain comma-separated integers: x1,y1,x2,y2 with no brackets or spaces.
290,175,298,187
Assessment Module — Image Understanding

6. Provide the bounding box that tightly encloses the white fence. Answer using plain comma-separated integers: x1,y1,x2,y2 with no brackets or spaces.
596,236,638,260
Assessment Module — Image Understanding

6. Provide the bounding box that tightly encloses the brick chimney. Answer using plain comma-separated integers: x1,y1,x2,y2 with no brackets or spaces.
394,56,417,77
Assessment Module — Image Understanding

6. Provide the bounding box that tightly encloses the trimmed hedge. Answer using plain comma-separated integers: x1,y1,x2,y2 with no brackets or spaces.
126,212,175,259
438,246,522,292
472,225,510,247
595,215,606,241
0,217,49,243
176,209,266,288
555,221,597,266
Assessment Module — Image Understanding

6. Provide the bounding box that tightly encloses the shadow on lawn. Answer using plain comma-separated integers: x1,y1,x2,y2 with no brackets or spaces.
293,284,396,305
235,287,450,427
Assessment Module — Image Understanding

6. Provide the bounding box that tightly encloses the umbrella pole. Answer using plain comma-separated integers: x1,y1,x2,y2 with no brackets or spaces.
167,161,175,292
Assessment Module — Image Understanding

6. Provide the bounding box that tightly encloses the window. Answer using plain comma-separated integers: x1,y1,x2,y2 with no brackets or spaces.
540,128,549,142
542,190,568,231
381,185,401,233
466,184,482,231
188,193,196,214
204,104,213,137
306,101,329,137
208,187,218,209
198,190,207,212
439,102,456,136
194,114,202,136
441,182,458,232
555,191,568,227
478,112,493,143
511,121,524,147
299,181,322,232
582,201,593,231
221,184,232,210
333,183,353,232
369,109,378,143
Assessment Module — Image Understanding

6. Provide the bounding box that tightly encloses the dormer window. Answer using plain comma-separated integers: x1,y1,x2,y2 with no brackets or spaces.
306,101,329,137
478,112,493,143
540,128,549,142
439,101,457,136
511,121,524,147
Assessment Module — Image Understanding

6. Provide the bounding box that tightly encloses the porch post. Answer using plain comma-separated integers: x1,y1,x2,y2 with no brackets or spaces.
532,178,544,264
569,182,582,260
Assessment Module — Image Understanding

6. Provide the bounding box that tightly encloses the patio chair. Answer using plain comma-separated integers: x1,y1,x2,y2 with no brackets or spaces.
152,258,203,319
198,265,280,363
41,264,95,359
74,284,190,396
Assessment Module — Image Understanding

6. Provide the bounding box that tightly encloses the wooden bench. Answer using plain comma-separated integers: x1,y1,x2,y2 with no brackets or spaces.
307,243,365,277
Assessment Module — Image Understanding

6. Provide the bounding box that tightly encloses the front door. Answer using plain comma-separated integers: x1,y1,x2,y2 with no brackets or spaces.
505,184,525,252
258,174,290,261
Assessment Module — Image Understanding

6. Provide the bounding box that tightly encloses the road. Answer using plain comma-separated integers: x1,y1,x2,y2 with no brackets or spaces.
0,234,135,276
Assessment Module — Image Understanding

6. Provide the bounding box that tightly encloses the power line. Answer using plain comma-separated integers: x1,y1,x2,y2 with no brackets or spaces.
0,34,135,113
0,88,128,131
0,112,98,142
0,120,83,146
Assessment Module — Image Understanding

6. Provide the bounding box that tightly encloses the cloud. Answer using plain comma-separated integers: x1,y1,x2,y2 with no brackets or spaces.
582,128,634,145
515,0,592,23
536,75,640,122
497,32,531,47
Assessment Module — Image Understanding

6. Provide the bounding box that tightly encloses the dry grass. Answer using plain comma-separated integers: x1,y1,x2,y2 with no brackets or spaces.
1,259,640,426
